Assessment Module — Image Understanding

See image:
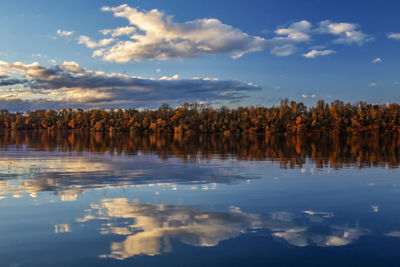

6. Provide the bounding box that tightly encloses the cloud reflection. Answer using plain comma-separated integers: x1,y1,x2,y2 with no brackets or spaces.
385,231,400,238
268,211,369,247
54,224,71,233
0,153,254,200
73,199,373,260
272,226,368,247
77,198,262,259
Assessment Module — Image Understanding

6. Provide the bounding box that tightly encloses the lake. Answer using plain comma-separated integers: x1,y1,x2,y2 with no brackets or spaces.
1,131,400,266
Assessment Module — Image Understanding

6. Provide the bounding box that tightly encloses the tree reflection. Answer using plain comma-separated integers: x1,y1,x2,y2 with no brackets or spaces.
1,131,400,168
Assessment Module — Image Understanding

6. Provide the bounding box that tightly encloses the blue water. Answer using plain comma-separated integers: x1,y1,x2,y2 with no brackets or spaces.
0,132,400,266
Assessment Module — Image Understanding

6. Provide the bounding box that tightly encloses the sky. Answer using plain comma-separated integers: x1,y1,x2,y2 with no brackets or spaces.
0,0,399,111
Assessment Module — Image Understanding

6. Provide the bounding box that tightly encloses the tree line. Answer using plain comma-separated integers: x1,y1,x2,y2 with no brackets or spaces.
1,99,400,134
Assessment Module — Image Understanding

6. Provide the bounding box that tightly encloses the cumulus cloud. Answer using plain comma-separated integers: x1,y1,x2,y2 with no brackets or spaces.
77,4,266,62
372,57,382,63
0,60,261,111
302,94,317,99
99,26,136,37
316,20,373,45
270,44,297,56
265,21,311,56
74,6,371,60
57,29,75,37
302,49,336,58
264,19,371,57
274,20,312,42
388,33,400,40
77,36,116,48
368,82,377,87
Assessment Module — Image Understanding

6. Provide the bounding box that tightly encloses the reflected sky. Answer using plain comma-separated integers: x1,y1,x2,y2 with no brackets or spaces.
77,198,262,260
268,211,368,247
1,132,400,266
73,198,373,260
0,151,256,200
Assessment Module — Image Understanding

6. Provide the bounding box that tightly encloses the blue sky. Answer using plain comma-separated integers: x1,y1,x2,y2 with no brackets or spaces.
0,0,399,111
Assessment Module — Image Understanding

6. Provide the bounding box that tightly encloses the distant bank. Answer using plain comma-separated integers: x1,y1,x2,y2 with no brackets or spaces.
1,100,400,135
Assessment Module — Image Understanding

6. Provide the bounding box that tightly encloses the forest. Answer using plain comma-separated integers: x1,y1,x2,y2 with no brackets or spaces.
1,99,400,135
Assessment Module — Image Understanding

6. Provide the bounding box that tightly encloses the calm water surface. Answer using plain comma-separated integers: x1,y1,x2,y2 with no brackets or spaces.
1,132,400,266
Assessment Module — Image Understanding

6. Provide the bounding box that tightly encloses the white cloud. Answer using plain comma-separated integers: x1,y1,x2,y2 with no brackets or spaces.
368,82,377,87
372,57,382,63
302,49,336,58
57,29,75,37
80,4,266,62
265,20,312,56
159,74,179,80
77,36,116,48
388,33,400,40
319,22,357,35
302,94,317,99
72,8,371,60
264,19,371,57
270,44,297,56
274,20,312,42
316,20,373,45
99,26,136,37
